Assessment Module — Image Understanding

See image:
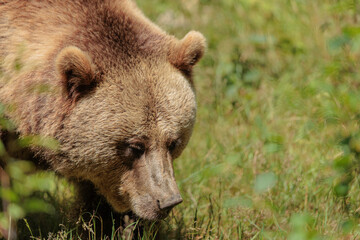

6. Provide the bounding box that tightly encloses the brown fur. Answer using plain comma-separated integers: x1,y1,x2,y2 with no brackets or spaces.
0,0,205,220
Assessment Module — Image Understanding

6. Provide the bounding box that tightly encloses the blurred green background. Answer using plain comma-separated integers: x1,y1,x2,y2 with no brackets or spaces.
3,0,360,239
137,0,360,239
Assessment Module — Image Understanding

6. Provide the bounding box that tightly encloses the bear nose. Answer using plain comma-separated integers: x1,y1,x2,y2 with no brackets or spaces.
157,194,183,210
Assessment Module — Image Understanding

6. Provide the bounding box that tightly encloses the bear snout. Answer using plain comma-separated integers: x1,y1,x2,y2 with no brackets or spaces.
157,194,183,211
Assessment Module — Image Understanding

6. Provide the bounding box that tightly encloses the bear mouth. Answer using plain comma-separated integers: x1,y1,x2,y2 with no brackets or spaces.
107,194,171,221
133,204,173,221
129,197,175,221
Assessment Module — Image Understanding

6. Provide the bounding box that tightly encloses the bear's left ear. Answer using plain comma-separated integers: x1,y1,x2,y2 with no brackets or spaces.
169,31,206,77
56,46,98,103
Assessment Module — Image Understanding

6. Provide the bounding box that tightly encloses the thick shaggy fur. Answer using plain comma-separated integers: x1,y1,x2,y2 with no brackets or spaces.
0,0,205,221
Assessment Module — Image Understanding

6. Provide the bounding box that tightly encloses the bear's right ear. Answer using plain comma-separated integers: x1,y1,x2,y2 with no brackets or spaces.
56,46,98,103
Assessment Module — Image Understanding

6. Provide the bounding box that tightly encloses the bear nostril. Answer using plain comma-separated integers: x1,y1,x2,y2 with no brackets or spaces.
158,194,183,210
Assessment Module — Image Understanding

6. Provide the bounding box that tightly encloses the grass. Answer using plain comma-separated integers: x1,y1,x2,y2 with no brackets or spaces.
138,0,360,239
4,0,360,239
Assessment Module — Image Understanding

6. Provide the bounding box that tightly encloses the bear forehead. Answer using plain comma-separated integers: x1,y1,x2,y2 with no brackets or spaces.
90,63,196,138
104,59,196,110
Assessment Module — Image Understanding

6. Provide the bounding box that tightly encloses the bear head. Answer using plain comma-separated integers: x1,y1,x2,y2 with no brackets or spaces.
55,29,206,220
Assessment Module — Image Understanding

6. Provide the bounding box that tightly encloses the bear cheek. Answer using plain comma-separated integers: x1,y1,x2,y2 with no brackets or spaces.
94,172,132,212
106,194,131,213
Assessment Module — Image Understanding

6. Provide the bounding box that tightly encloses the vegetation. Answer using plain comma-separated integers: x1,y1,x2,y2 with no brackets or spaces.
3,0,360,239
139,0,360,238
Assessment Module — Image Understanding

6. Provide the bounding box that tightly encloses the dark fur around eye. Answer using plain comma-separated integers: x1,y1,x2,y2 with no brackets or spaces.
129,143,145,157
116,142,145,159
168,140,178,152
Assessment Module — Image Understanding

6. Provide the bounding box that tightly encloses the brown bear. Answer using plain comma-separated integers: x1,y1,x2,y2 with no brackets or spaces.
0,0,205,221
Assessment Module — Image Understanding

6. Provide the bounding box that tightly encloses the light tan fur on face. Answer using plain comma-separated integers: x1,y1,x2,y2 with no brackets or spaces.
0,0,205,220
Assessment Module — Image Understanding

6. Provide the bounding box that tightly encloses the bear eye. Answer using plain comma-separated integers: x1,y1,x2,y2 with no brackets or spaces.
168,140,178,152
129,143,145,157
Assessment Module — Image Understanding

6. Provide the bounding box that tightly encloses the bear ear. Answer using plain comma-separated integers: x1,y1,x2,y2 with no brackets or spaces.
56,46,98,103
169,31,206,77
